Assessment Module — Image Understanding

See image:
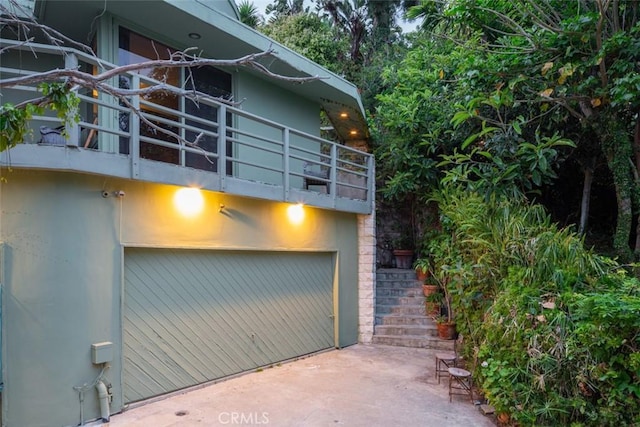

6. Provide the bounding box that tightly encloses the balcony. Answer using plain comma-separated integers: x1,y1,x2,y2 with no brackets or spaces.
0,39,374,214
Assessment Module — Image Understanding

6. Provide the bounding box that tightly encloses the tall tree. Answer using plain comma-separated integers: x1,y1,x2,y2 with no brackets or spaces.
238,0,263,28
381,0,640,259
316,0,370,65
260,12,348,75
265,0,307,20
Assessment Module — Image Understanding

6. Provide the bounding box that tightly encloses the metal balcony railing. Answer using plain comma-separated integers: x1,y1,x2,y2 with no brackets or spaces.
0,39,374,213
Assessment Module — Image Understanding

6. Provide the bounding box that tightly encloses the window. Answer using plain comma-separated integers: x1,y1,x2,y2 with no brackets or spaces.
117,27,232,171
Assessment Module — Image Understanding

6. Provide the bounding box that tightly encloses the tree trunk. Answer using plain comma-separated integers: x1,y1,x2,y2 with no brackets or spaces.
604,128,634,262
578,164,594,236
633,114,640,255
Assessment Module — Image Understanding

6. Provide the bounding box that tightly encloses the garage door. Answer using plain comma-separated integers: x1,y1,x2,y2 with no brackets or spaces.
123,248,335,403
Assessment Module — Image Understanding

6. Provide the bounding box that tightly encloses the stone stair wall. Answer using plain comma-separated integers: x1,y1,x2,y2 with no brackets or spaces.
372,269,454,351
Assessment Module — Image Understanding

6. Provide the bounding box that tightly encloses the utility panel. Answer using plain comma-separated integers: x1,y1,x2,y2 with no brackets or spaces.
91,342,113,364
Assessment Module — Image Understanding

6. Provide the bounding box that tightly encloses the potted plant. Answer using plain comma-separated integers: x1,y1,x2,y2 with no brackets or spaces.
392,235,414,269
420,273,439,297
413,257,431,281
433,275,457,340
425,291,442,317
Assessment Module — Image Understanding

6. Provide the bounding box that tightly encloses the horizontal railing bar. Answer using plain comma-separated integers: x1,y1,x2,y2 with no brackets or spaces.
4,84,39,93
0,38,112,70
78,122,125,136
288,128,333,146
227,138,284,157
337,159,367,171
138,135,181,150
337,180,367,191
290,171,330,184
338,145,369,156
229,157,284,174
227,127,284,149
1,38,374,211
289,146,332,161
183,145,218,157
76,93,131,112
336,170,368,181
0,66,41,76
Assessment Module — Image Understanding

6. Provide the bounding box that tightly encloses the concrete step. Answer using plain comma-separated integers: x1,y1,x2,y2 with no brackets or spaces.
376,295,425,306
375,314,432,326
376,268,418,281
376,304,426,316
374,268,446,350
371,335,455,351
375,287,424,297
374,324,438,337
375,279,423,289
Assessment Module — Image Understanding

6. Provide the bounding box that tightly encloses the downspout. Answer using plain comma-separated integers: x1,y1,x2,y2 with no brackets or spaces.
73,363,110,425
95,380,110,422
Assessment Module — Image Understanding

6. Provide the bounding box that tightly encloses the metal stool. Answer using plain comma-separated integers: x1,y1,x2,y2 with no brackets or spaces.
448,367,473,402
434,352,457,384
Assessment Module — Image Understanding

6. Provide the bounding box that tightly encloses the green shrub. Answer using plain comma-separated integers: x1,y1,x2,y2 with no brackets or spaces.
431,186,640,426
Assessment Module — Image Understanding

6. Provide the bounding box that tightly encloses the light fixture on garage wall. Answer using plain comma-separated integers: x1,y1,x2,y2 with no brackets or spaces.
174,187,204,218
102,190,125,198
287,203,305,225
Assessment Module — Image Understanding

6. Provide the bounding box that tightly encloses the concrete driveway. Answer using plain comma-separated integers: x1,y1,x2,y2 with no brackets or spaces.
104,344,496,427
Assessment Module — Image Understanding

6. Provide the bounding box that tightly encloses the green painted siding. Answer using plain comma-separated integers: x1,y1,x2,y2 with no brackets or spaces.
0,170,359,427
123,248,334,403
234,73,321,186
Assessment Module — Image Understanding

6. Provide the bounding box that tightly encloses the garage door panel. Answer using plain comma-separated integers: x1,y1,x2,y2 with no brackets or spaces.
124,249,334,403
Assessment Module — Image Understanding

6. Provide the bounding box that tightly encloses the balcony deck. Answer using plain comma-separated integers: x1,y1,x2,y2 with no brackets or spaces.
0,39,373,214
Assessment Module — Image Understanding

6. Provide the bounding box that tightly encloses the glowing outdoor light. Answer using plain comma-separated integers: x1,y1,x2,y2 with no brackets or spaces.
174,187,204,217
287,203,305,224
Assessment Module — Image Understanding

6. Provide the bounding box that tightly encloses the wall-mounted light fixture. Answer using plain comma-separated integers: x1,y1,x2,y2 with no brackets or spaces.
287,203,305,225
102,190,125,198
174,187,204,217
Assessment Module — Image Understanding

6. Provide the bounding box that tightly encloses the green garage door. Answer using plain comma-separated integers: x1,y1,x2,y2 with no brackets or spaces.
123,248,335,403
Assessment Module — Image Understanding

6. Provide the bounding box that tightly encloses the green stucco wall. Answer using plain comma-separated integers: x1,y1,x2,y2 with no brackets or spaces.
233,73,322,185
0,168,359,427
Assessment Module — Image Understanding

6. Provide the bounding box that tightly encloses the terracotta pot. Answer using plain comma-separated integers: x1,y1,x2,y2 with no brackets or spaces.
436,322,457,340
416,269,429,281
496,412,511,425
425,301,440,316
393,249,413,269
422,284,438,296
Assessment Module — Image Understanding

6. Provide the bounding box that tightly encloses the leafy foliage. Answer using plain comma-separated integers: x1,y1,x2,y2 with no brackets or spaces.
238,0,262,28
260,13,348,75
0,82,79,152
377,0,640,258
430,186,640,426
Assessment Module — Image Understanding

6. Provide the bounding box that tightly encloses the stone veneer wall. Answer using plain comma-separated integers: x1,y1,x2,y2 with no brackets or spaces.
357,208,376,343
345,137,376,344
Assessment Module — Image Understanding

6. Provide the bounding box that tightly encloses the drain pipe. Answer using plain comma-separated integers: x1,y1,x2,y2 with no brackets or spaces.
73,363,109,425
95,380,110,423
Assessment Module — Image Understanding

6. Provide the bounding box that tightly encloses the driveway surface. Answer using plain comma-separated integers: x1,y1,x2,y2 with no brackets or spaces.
103,344,496,427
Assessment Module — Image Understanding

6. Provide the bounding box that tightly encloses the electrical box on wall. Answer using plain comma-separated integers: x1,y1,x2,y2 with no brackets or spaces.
91,342,113,364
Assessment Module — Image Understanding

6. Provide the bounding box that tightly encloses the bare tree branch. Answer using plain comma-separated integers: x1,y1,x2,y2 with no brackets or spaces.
0,0,327,152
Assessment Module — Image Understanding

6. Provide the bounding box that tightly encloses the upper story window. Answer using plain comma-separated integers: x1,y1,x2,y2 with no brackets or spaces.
117,27,232,171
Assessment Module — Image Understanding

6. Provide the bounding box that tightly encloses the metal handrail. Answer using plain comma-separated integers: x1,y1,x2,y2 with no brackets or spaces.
0,38,373,208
